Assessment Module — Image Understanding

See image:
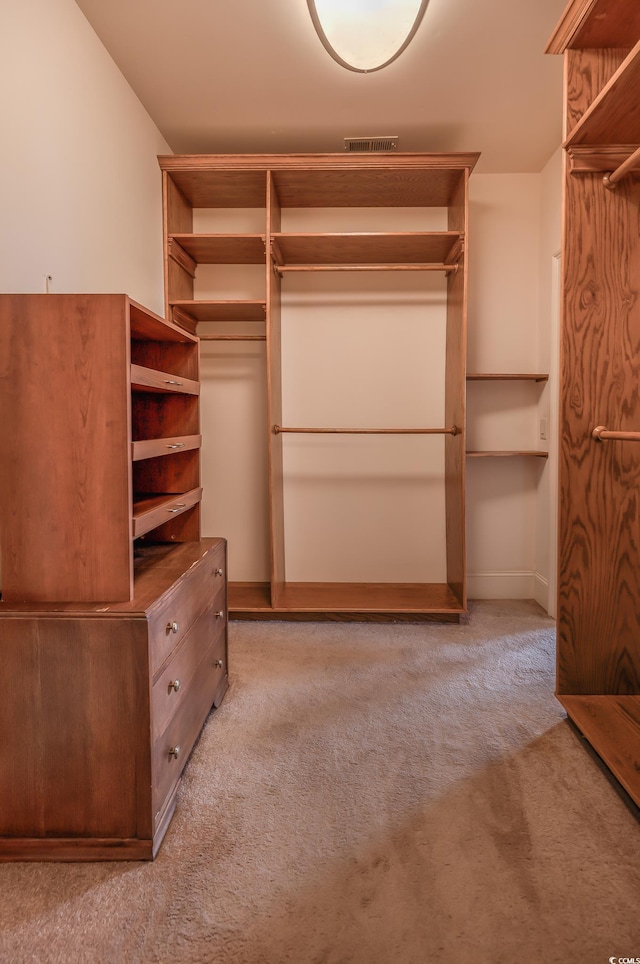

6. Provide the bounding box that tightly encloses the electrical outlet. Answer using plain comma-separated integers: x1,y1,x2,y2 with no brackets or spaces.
540,418,548,440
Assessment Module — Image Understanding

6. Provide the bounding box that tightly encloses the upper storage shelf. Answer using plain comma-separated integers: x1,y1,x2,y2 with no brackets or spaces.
564,38,640,147
547,0,640,52
159,153,480,209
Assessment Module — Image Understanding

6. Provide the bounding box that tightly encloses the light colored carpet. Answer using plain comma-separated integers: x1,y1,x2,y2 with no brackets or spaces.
1,600,639,964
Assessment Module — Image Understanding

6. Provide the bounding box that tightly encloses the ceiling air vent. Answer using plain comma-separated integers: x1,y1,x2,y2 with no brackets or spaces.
344,136,398,152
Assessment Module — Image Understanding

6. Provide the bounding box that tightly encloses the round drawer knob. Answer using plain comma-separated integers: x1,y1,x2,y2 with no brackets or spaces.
215,610,224,619
169,745,181,760
168,679,181,693
214,568,223,576
167,621,179,635
214,659,224,669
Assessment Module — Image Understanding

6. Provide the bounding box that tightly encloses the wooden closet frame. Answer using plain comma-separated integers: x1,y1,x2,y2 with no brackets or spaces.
158,153,479,621
547,0,640,807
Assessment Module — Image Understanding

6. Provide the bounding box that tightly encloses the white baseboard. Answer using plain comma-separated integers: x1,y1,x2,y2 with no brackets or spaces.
467,570,536,601
534,571,552,616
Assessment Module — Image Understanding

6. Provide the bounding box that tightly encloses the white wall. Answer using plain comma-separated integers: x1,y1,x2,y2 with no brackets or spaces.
466,174,549,602
0,0,170,313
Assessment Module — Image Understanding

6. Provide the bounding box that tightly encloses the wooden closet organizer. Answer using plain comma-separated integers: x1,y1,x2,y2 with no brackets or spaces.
159,153,479,620
547,0,640,807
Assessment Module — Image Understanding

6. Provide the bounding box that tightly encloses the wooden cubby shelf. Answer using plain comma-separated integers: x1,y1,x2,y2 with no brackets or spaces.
466,451,548,458
270,231,462,267
170,300,267,323
466,373,549,381
564,39,640,148
169,234,266,264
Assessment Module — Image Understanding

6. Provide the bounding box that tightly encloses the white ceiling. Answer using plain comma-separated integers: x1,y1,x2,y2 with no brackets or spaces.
74,0,568,173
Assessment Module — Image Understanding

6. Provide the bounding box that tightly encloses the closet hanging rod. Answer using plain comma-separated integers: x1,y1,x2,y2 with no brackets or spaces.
592,425,640,441
273,425,459,436
603,145,640,188
273,263,458,275
199,334,266,341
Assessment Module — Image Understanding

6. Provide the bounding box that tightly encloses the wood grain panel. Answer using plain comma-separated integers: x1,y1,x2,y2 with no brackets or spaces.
133,448,200,494
566,41,640,145
267,173,285,606
131,394,199,440
0,616,150,838
444,174,468,607
565,48,626,140
0,294,133,603
558,171,640,695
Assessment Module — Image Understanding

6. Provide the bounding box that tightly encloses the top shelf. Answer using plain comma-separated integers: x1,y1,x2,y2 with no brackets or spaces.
565,38,640,147
159,153,480,209
547,0,640,52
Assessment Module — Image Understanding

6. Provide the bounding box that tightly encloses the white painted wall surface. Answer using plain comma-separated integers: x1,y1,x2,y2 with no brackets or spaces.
0,0,170,313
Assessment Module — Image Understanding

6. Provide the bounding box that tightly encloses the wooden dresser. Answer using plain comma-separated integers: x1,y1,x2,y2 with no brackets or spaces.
0,294,228,859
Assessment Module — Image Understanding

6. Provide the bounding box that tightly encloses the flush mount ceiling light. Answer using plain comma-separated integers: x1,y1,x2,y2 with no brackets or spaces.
307,0,429,73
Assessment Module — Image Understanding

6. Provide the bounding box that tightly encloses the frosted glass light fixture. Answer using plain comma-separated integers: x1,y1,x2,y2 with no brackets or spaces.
307,0,429,73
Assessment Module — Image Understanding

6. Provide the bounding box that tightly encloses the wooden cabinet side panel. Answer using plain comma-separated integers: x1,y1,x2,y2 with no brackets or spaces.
565,48,628,137
444,174,468,605
0,616,152,840
0,295,133,602
267,173,285,604
558,172,640,694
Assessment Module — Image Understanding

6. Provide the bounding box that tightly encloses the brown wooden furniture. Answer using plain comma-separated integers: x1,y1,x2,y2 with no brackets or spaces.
0,539,228,861
158,153,479,620
0,294,228,859
0,294,202,603
547,0,640,807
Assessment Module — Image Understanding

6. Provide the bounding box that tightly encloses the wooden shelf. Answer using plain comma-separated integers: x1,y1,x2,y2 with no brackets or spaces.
132,488,202,539
547,0,640,52
466,451,549,458
466,373,549,382
130,365,200,395
159,153,481,209
228,582,464,619
129,302,197,344
132,435,201,462
560,695,640,808
170,301,266,323
169,234,265,264
565,38,640,146
271,232,462,266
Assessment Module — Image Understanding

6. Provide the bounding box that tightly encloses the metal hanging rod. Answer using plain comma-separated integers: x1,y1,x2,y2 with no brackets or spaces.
592,425,640,442
273,263,458,275
199,334,266,341
603,145,640,188
273,425,459,436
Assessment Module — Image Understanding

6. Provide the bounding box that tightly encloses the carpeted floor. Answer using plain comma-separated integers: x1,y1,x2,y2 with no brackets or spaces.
1,600,639,964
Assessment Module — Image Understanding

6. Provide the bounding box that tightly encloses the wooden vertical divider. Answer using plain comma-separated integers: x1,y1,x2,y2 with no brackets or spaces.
266,173,286,606
444,173,468,607
163,172,195,328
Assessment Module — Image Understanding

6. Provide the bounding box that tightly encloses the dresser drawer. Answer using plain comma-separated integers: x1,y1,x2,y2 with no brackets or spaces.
152,603,226,742
152,646,225,826
148,543,226,676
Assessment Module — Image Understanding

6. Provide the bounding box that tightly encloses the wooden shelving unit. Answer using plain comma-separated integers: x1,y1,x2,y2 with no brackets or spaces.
546,0,640,808
465,372,549,460
159,153,479,620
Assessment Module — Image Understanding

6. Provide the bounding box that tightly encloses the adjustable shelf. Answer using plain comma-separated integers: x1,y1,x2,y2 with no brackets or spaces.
270,232,462,270
466,451,548,458
466,373,549,382
170,300,266,324
169,234,266,264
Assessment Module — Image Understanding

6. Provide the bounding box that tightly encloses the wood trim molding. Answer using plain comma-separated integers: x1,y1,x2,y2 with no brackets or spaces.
546,0,598,54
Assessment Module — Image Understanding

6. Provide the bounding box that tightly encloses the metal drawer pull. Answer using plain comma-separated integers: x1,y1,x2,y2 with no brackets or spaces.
168,679,181,693
593,425,640,442
169,745,181,760
167,503,186,513
214,568,223,576
214,659,224,669
166,443,185,449
164,379,184,387
167,621,179,634
215,610,224,618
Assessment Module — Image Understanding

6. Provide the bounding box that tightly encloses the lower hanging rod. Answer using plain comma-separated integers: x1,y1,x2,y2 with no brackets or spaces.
273,425,459,436
593,425,640,442
274,263,458,275
603,145,640,188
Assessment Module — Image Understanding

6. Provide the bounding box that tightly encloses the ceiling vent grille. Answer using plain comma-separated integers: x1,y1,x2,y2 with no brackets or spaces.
344,136,398,152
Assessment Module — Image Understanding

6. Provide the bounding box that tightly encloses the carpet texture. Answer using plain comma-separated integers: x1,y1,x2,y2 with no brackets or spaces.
1,600,639,964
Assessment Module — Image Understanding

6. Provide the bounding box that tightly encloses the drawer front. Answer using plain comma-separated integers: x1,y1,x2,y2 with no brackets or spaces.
152,642,226,827
148,543,226,676
152,604,226,742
